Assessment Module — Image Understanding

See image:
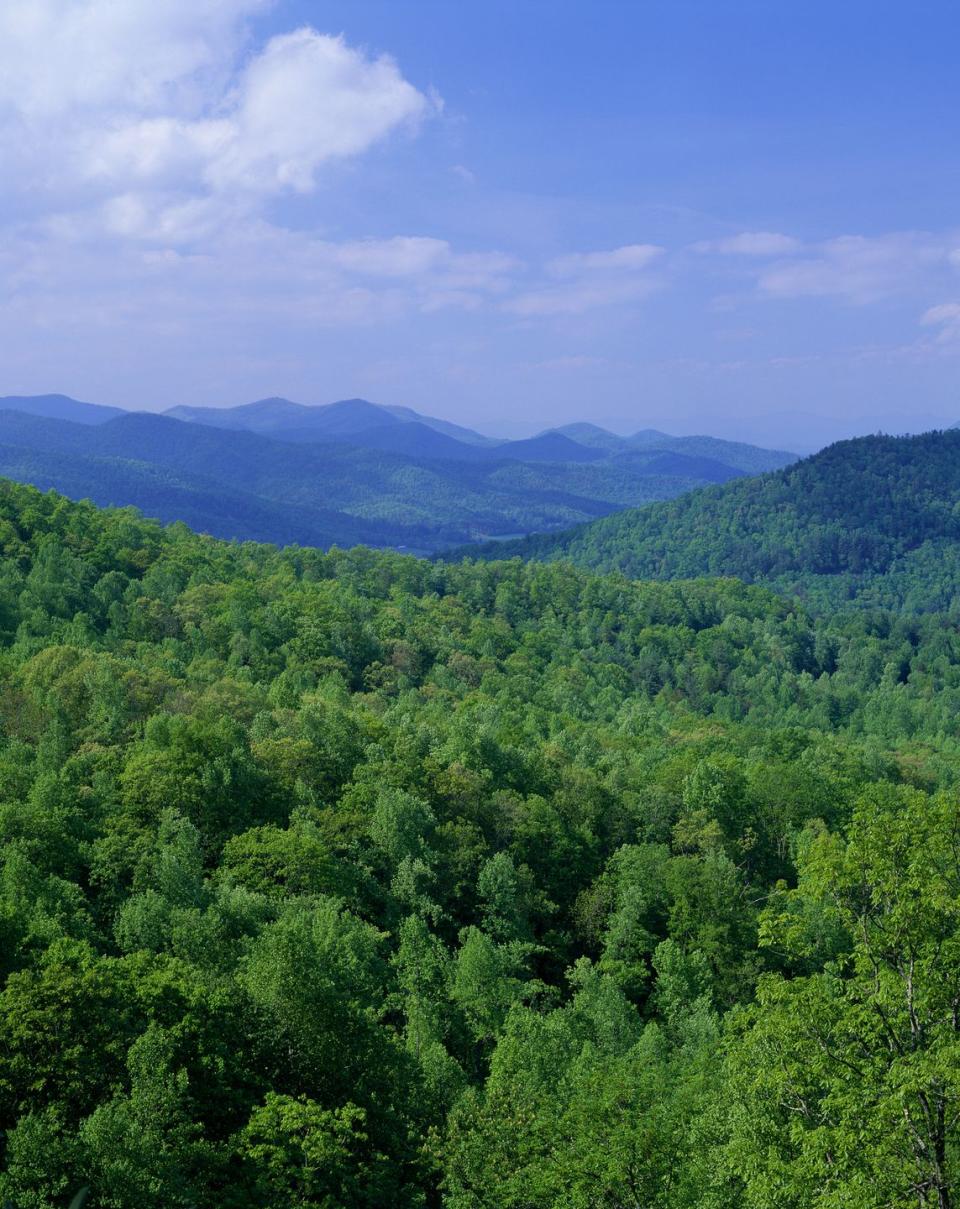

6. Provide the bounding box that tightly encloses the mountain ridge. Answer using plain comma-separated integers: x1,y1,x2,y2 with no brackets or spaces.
0,393,125,424
0,395,798,551
459,429,960,611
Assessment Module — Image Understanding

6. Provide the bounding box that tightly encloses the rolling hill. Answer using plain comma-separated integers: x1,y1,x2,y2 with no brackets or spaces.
0,397,798,552
462,430,960,611
543,423,796,472
0,414,418,549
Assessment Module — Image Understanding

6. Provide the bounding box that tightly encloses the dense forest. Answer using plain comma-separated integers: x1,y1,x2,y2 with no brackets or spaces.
0,475,958,1205
476,430,960,611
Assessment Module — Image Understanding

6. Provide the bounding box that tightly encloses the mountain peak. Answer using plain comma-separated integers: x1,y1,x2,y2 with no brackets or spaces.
542,423,629,452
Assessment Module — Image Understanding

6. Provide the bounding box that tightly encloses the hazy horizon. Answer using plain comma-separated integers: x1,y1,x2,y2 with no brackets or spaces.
3,387,956,455
5,387,957,455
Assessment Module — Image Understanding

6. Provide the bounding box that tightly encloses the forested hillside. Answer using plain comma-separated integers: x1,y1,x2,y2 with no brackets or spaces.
0,478,959,1205
474,430,960,610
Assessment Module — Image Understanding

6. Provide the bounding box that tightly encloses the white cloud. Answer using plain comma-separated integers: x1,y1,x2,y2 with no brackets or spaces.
692,229,960,310
548,243,662,276
0,2,430,220
329,237,517,289
0,217,519,345
693,232,802,256
206,30,428,193
0,0,268,117
507,243,663,316
98,193,233,244
757,234,952,303
921,302,960,343
0,5,523,345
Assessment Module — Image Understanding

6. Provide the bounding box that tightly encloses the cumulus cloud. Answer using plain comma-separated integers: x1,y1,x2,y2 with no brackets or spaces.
0,0,268,117
205,29,428,193
0,1,430,223
0,2,510,341
0,0,539,369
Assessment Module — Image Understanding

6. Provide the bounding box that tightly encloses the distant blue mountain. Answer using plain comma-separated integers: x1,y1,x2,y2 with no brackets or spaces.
165,396,495,446
498,432,605,463
544,423,795,474
166,396,395,437
0,394,798,551
0,393,124,424
546,423,634,452
379,404,496,446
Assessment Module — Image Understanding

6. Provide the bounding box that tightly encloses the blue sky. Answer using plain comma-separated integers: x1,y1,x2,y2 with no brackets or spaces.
0,1,958,449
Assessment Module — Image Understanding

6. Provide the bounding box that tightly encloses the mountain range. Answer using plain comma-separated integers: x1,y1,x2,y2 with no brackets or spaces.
0,394,797,552
465,428,960,612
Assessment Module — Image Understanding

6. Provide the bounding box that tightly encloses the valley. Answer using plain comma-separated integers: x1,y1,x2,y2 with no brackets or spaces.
0,394,796,553
471,428,960,611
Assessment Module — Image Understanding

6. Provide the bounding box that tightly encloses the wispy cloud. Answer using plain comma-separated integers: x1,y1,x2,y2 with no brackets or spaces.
547,244,662,276
691,229,960,306
529,354,611,372
921,302,960,343
756,233,956,303
505,243,663,316
692,232,802,256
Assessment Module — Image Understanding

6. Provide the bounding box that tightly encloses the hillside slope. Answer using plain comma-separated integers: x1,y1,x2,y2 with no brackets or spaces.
542,424,796,472
465,430,960,610
0,405,793,551
0,478,958,1206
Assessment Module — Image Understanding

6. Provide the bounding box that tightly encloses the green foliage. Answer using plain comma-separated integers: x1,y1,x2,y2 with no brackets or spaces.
0,477,956,1204
479,429,960,612
239,1095,377,1207
720,787,960,1207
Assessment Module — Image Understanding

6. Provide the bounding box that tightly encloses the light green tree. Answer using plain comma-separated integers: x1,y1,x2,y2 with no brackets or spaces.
720,785,960,1209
